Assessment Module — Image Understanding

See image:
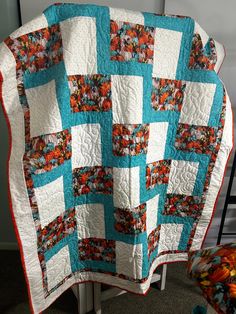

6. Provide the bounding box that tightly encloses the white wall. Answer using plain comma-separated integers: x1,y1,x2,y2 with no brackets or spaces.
20,0,164,24
0,0,20,248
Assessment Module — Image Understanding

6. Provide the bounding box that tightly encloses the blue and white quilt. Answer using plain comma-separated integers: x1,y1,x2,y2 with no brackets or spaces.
0,3,233,313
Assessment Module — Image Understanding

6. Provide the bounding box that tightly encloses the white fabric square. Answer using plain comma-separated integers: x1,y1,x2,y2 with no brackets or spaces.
46,245,72,291
112,75,143,124
109,7,144,24
194,21,209,47
75,203,105,239
214,41,225,73
25,80,62,138
158,224,183,254
153,28,182,79
179,82,216,126
72,124,102,169
146,122,168,163
113,167,140,209
60,16,97,75
146,194,159,236
167,160,199,195
34,176,65,228
116,241,143,279
11,15,48,38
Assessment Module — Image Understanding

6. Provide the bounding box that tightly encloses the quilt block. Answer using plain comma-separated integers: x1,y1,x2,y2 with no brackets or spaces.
0,4,233,313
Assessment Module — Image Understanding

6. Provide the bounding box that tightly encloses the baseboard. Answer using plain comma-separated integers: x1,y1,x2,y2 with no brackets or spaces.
0,242,18,250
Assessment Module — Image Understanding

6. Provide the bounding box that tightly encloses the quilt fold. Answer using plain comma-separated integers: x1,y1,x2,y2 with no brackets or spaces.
0,3,233,313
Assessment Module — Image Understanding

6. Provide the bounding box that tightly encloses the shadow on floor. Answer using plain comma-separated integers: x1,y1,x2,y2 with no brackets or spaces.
0,250,207,314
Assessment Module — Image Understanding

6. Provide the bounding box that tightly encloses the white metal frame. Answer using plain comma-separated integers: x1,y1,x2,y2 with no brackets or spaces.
93,264,167,314
71,264,167,314
71,283,93,314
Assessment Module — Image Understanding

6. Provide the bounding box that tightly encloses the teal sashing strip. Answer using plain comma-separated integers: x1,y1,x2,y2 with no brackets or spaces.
32,159,71,188
63,159,75,209
44,232,76,262
208,79,224,127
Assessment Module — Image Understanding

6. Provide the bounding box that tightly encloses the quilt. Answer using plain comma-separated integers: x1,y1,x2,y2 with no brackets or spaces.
0,3,233,313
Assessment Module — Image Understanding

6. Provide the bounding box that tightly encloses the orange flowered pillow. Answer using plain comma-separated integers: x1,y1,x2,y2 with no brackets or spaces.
187,243,236,314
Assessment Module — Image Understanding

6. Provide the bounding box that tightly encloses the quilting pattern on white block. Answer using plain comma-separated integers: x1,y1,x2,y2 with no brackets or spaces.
75,203,105,239
109,7,144,24
71,123,102,169
112,75,143,124
116,241,143,279
46,245,72,291
179,81,216,126
113,166,140,209
146,122,168,163
146,194,159,236
34,176,65,228
60,16,97,75
153,28,182,79
158,223,183,254
167,160,199,195
25,80,62,138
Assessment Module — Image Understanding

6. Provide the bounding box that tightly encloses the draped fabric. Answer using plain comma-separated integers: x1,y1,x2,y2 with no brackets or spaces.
0,4,233,313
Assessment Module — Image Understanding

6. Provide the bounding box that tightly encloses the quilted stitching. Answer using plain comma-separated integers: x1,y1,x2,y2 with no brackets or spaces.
0,3,233,313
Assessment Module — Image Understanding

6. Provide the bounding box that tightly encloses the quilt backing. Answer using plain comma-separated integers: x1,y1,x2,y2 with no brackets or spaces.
0,3,233,313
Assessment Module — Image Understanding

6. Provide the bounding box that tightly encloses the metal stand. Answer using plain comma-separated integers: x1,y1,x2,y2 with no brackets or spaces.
217,150,236,245
71,283,93,314
94,264,167,314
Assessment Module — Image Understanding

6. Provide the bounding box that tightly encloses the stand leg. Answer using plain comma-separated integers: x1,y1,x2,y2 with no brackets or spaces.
159,264,167,290
94,282,102,314
74,283,93,314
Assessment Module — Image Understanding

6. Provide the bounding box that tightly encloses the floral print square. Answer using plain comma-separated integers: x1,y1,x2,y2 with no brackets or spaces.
163,194,204,218
189,34,217,70
112,124,150,156
114,203,146,235
78,238,116,263
5,24,63,77
24,129,72,175
110,20,155,64
38,207,76,252
148,225,160,257
146,160,171,189
175,123,217,155
73,166,113,196
151,78,186,111
68,74,112,112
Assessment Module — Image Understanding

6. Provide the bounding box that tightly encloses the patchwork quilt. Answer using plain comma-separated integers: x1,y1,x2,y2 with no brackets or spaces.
0,3,233,313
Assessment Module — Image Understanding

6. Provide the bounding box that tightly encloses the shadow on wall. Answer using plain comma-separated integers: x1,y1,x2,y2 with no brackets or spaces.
0,0,20,246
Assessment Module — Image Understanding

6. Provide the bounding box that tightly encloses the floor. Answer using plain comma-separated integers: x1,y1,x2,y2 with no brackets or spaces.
0,250,207,314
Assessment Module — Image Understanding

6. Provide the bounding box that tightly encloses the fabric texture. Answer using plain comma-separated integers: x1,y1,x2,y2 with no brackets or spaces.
187,242,236,314
0,3,233,313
